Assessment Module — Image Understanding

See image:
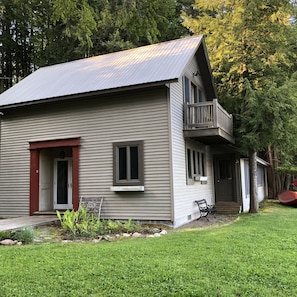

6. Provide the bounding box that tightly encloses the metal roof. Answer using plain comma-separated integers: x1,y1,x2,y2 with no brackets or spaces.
0,35,206,108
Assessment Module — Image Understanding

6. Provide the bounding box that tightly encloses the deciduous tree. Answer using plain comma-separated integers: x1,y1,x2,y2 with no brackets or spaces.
183,0,297,211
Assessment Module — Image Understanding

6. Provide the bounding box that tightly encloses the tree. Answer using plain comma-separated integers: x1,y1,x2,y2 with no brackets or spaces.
182,0,297,211
0,0,189,92
88,0,189,55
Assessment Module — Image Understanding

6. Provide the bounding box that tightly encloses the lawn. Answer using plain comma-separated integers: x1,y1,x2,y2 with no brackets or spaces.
1,200,297,297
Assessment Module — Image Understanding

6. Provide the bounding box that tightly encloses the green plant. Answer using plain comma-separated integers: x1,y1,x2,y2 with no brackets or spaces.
14,227,34,244
0,231,15,241
123,218,141,233
56,206,104,238
56,209,79,235
103,219,141,234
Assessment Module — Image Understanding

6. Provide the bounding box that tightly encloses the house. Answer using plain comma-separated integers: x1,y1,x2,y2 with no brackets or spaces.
0,35,256,227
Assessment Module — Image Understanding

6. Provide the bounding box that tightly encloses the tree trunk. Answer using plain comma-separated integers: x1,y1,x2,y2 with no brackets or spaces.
266,146,275,198
249,149,258,213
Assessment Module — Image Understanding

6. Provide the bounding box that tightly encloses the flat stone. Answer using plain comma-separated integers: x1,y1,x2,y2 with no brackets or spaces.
132,232,142,238
0,239,16,245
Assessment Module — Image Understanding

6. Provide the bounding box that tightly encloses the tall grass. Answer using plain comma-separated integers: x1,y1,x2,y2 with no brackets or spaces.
1,200,297,296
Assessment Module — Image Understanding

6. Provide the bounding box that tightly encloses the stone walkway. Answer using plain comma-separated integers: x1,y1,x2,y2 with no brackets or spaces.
0,216,59,232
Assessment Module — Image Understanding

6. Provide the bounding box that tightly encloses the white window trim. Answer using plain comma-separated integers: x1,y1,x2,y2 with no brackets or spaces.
186,147,207,185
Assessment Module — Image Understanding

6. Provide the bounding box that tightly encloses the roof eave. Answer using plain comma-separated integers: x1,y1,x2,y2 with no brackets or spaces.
196,37,218,100
0,78,178,110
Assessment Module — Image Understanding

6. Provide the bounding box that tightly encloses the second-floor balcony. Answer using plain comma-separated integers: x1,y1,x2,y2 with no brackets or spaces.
184,99,234,144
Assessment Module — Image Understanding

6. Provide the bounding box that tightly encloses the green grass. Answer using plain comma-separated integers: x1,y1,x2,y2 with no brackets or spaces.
1,200,297,296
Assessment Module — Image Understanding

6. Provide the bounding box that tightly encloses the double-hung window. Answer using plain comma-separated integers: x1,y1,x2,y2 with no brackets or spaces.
187,148,206,182
113,141,144,186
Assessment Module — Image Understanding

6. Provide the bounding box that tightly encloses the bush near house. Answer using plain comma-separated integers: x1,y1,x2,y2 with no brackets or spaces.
0,227,34,244
56,206,147,238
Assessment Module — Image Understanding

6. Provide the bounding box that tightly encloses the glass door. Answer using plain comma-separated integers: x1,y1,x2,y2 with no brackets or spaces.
53,158,72,209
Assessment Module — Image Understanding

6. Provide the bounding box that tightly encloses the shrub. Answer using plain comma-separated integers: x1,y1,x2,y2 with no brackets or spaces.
14,227,34,244
0,231,15,241
57,207,143,238
57,206,104,238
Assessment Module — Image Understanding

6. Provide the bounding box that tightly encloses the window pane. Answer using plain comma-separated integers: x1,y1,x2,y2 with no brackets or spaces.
198,89,203,102
57,160,68,204
191,83,198,103
201,153,205,176
119,147,127,180
130,146,138,179
187,149,192,178
219,159,231,180
184,77,190,103
257,166,263,186
197,153,201,175
193,150,197,175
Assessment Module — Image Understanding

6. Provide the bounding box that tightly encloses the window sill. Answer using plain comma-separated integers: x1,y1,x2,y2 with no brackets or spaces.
194,176,208,181
110,186,145,192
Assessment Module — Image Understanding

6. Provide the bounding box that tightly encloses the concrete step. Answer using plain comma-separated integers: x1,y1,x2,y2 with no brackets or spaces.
215,202,241,214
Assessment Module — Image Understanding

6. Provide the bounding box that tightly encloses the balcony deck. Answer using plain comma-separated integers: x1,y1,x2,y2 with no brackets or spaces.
184,99,234,144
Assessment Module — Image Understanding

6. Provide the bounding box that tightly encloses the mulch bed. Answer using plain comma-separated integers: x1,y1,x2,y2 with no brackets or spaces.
178,214,239,230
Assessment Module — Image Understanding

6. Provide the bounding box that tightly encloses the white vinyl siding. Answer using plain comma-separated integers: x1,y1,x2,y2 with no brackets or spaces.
169,57,215,227
0,87,172,220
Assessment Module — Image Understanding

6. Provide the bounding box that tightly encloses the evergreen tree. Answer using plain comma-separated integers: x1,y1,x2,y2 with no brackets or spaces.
0,0,189,93
183,0,297,210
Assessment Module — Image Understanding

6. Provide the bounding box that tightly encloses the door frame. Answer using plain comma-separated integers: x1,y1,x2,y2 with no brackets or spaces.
29,137,80,215
53,157,73,209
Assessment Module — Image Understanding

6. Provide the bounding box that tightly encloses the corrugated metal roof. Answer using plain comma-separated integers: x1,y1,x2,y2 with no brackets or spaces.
0,35,204,108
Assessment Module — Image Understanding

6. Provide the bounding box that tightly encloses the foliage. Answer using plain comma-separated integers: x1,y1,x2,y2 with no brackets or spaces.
0,0,189,92
56,207,102,237
0,230,14,241
2,201,297,296
182,0,297,154
56,207,141,238
13,227,34,244
105,218,142,234
182,0,297,200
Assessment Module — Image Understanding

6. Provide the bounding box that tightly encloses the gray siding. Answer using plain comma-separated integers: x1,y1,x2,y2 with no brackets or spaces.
0,87,172,220
169,58,215,227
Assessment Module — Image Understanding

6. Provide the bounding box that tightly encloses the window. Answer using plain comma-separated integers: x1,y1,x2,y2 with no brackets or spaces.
186,148,206,182
198,89,203,102
184,76,190,103
257,166,263,186
184,76,198,103
113,141,144,186
191,82,198,103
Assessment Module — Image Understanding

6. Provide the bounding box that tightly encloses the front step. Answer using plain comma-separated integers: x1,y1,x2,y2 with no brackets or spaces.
215,202,241,215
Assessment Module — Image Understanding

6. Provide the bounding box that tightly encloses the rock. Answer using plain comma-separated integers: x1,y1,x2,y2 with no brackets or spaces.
61,240,72,243
103,235,112,241
0,239,16,246
160,229,168,235
153,233,161,237
92,239,101,243
122,233,131,237
132,232,142,238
